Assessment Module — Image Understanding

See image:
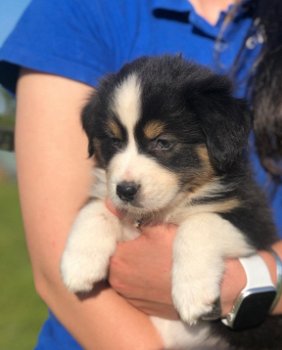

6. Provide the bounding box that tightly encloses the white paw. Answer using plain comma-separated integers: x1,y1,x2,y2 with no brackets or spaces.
60,200,121,293
172,272,221,325
61,249,111,293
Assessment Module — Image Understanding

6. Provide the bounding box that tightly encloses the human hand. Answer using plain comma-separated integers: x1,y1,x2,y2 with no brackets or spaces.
109,223,179,320
106,200,275,320
108,229,248,320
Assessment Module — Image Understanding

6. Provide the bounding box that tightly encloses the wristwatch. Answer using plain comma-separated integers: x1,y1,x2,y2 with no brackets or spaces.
221,254,276,330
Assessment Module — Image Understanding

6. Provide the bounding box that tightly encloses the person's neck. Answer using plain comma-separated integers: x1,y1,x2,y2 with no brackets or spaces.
189,0,237,25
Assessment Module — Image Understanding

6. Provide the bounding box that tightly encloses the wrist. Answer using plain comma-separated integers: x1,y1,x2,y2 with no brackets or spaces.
258,251,277,286
220,258,246,317
221,251,278,318
221,254,277,330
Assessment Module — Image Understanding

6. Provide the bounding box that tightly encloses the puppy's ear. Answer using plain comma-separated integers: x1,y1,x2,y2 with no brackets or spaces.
81,73,117,159
185,71,251,172
81,93,96,158
187,73,251,173
199,95,251,172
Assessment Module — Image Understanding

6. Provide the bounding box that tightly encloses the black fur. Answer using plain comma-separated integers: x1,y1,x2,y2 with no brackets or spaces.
83,56,251,173
82,55,281,349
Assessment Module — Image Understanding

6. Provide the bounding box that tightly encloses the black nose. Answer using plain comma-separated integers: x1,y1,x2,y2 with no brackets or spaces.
116,181,140,202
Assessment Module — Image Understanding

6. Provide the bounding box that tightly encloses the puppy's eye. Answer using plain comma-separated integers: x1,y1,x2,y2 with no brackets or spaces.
150,136,175,152
110,137,123,150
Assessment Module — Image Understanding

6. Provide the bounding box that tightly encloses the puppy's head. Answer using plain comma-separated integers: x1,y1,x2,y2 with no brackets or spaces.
82,56,251,214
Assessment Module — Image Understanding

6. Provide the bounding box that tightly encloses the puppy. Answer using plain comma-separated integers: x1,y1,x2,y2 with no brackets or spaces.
61,56,281,349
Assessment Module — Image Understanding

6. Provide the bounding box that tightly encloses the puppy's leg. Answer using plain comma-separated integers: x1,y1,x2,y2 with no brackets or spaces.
172,213,254,324
61,199,122,293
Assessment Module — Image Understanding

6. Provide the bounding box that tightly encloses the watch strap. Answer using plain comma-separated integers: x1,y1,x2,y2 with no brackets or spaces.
222,253,276,329
270,249,282,311
239,255,275,290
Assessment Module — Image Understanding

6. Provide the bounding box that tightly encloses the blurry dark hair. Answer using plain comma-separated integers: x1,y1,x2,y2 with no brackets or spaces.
251,0,282,183
216,0,282,185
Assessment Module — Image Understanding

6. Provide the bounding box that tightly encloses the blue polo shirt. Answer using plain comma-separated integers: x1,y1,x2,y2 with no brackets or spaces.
0,0,281,349
0,0,259,95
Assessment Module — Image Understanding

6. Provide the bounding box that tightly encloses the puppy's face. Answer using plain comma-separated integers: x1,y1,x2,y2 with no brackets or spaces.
82,56,250,214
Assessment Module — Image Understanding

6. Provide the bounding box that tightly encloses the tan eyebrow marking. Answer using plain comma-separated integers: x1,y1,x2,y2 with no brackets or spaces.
143,120,166,139
106,119,122,139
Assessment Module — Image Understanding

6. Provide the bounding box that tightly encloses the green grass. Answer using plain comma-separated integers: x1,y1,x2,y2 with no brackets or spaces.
0,180,47,350
0,115,15,129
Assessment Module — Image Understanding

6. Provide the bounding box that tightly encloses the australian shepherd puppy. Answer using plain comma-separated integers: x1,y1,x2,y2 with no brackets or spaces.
61,56,281,349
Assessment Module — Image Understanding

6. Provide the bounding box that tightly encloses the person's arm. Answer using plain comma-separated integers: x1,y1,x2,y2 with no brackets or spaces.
109,224,282,319
16,69,163,350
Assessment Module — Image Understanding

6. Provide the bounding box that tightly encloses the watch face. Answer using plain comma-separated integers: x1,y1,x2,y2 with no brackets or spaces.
232,288,276,330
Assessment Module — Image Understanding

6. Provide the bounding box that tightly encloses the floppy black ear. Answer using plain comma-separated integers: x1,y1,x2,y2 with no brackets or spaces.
199,95,251,172
81,73,118,159
183,69,251,172
186,72,251,173
81,93,97,158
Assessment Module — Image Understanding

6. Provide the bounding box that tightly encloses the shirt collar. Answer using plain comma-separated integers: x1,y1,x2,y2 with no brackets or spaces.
152,0,253,13
152,0,190,13
152,0,254,38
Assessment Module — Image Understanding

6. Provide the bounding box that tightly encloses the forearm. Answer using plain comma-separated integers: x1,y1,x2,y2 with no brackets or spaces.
16,70,162,350
37,276,162,350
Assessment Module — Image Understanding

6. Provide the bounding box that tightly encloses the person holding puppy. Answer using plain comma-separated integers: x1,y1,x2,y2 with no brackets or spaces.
0,0,282,349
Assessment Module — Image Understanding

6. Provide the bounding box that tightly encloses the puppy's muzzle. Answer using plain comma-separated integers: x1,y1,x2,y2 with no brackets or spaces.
116,181,140,202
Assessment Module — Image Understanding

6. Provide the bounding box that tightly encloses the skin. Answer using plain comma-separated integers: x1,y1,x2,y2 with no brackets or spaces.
189,0,237,24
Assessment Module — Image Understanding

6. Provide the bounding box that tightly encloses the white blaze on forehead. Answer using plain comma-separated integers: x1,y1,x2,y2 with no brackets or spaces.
111,73,142,132
110,73,142,180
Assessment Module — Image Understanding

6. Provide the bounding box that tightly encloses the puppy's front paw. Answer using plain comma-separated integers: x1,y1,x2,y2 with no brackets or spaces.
61,249,111,293
172,280,219,325
60,200,121,293
172,259,223,325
